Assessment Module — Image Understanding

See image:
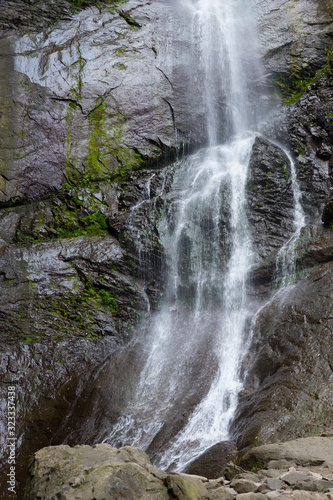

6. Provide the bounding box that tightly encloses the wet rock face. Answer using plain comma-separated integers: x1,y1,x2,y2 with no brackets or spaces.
0,0,74,33
247,137,295,264
0,171,169,340
0,0,207,204
1,0,333,495
286,75,333,218
256,0,333,79
0,167,172,496
232,249,333,450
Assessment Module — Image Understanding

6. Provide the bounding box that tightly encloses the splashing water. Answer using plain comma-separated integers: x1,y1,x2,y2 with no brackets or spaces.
103,0,305,470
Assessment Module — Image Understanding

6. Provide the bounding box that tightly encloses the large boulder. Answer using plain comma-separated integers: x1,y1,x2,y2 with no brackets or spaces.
23,443,226,500
239,436,333,470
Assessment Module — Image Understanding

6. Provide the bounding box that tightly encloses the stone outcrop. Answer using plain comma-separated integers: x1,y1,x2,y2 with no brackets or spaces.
256,0,333,80
246,137,295,263
24,438,333,499
286,74,333,219
239,437,333,469
0,0,208,205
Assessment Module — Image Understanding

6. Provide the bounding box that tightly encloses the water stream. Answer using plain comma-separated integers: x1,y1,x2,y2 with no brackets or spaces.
103,0,305,470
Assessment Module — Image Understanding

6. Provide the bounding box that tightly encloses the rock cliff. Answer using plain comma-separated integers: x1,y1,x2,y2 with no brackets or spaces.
0,0,333,496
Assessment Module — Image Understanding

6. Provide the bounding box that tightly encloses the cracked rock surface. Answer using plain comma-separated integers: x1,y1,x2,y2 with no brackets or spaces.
24,437,333,499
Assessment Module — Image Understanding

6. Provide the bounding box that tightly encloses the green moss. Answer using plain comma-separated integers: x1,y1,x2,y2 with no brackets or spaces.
85,101,142,183
297,145,305,157
242,457,265,472
82,284,119,313
54,210,108,238
282,163,289,182
273,44,333,103
113,62,127,70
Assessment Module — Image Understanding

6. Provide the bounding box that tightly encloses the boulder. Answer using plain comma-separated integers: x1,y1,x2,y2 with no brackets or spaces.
239,437,333,470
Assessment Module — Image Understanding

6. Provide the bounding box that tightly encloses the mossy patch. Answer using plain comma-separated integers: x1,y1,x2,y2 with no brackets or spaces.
65,98,143,187
272,44,333,103
16,188,110,244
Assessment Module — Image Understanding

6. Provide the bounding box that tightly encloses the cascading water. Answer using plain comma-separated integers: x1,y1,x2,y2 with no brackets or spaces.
103,0,262,468
275,147,306,287
102,0,305,471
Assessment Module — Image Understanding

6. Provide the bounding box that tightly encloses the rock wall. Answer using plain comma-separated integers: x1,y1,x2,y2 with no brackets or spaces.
0,0,333,495
0,0,208,205
0,0,205,494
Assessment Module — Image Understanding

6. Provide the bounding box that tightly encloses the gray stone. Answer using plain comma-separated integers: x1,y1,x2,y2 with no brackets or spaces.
223,464,246,481
265,478,285,490
267,460,293,470
281,471,311,486
278,491,331,499
266,493,281,499
294,478,333,492
24,444,170,500
261,470,286,479
165,474,209,500
230,478,258,493
208,486,236,499
239,438,333,471
257,483,272,493
184,441,237,479
235,493,268,500
239,473,262,482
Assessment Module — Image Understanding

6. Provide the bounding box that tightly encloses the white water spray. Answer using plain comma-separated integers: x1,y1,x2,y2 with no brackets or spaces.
104,0,305,470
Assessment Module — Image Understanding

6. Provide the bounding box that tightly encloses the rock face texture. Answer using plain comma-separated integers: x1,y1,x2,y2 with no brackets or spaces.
0,0,208,204
0,167,173,496
246,137,295,263
233,247,333,450
256,0,333,80
24,439,333,499
1,0,333,496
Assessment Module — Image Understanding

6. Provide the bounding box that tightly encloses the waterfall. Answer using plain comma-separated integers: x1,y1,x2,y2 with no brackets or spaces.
275,147,306,287
103,0,305,470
